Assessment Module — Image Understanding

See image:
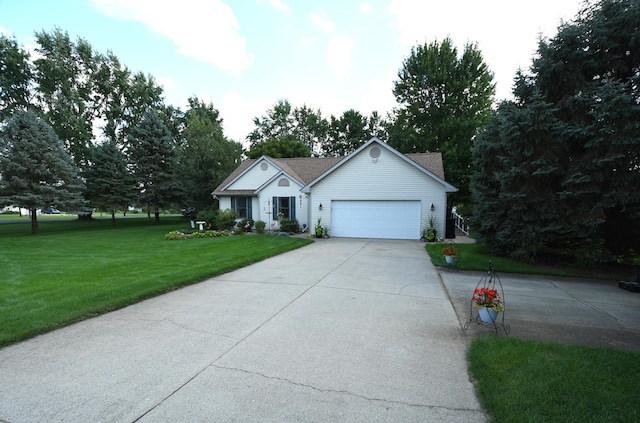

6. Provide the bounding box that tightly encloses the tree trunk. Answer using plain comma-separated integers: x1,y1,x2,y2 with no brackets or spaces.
30,208,38,235
154,210,160,224
111,210,116,227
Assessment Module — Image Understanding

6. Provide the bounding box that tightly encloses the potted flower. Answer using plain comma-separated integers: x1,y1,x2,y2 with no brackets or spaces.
472,287,504,323
443,245,456,264
314,217,323,238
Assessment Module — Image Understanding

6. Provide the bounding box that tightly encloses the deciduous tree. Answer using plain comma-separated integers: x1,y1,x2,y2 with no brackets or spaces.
390,37,495,207
176,98,242,210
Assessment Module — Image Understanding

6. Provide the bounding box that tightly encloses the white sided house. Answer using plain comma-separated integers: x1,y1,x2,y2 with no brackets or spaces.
212,137,457,240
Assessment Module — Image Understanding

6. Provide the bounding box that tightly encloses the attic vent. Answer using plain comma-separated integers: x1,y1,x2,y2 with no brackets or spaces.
370,146,381,158
260,163,268,171
278,178,290,186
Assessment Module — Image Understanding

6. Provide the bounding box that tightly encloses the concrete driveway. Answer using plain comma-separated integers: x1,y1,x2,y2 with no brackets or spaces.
0,238,485,423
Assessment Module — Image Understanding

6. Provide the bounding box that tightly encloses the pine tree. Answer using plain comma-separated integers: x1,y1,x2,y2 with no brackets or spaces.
84,140,136,226
0,110,85,234
128,109,182,223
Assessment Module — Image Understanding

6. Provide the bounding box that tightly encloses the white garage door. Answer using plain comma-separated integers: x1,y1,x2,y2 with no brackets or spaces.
331,200,421,240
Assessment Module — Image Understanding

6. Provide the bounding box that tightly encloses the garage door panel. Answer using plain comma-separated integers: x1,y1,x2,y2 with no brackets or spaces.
331,201,420,240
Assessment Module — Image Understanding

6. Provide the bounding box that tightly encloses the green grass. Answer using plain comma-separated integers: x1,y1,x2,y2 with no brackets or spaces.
425,242,611,278
0,217,312,347
468,337,640,422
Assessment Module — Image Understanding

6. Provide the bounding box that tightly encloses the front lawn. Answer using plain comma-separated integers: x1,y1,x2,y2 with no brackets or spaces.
468,337,640,422
0,217,312,347
425,242,617,279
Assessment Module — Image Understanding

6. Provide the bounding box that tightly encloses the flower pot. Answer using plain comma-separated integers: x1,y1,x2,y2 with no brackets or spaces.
445,255,454,264
478,307,499,323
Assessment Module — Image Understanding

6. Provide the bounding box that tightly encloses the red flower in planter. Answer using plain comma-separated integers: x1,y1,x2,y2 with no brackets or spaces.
443,246,456,256
471,287,504,311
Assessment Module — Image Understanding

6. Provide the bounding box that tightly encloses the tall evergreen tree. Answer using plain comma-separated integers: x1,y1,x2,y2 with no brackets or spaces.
84,140,136,226
0,110,84,234
128,109,182,223
471,0,640,263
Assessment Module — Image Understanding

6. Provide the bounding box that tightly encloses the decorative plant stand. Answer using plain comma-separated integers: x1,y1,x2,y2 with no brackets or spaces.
463,262,510,334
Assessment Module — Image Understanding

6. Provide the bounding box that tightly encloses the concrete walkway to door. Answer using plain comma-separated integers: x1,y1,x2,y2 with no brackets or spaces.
0,238,484,423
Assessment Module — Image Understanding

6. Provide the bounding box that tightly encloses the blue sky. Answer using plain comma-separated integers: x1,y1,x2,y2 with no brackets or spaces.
1,0,584,145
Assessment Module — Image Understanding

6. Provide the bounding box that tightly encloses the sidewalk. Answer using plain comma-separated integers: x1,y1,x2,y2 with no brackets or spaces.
438,268,640,351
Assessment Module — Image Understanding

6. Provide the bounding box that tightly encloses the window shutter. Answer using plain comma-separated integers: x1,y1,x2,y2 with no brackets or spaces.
231,197,236,211
290,196,296,219
247,198,252,219
272,196,277,219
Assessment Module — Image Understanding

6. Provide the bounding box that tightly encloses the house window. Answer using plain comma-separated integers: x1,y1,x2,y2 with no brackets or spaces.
231,197,251,219
272,196,296,219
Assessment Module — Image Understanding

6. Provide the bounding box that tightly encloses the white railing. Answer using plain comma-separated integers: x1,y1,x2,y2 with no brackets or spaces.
452,210,469,235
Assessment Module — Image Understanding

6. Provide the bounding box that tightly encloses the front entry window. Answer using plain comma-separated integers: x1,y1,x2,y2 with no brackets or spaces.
278,197,290,219
273,196,296,219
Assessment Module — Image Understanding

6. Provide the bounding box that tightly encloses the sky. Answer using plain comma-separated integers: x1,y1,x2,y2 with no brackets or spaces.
0,0,586,145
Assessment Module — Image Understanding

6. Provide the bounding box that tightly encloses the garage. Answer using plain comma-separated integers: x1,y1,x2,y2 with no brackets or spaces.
331,200,421,240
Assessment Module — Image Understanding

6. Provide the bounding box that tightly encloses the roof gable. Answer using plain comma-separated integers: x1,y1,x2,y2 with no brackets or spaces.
300,137,457,193
213,138,457,195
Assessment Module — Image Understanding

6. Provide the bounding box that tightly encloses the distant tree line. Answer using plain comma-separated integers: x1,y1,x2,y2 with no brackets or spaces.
0,28,243,232
1,25,495,235
4,0,634,269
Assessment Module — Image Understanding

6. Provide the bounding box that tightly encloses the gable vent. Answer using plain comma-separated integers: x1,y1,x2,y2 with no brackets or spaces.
261,163,268,171
370,146,381,158
278,178,290,186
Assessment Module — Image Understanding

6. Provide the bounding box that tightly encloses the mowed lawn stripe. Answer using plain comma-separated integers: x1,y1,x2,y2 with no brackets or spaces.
0,217,312,347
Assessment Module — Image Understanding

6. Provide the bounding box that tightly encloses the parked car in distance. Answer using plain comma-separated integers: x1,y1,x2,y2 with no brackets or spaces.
42,207,60,214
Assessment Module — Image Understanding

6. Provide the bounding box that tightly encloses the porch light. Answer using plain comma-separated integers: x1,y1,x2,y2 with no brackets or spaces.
430,203,435,212
319,203,323,210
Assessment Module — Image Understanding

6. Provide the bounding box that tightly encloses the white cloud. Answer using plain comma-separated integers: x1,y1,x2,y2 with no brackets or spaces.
327,35,354,80
387,0,584,100
257,0,291,15
359,3,373,14
156,76,176,91
310,11,334,34
91,0,253,76
218,92,271,145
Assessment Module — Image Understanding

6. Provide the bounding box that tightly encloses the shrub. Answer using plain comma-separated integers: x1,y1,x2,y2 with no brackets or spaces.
279,218,300,233
196,207,220,230
216,208,237,230
164,230,229,240
255,220,266,234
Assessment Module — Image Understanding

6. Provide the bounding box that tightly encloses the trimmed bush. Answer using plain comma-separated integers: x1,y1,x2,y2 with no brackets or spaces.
216,208,237,230
196,207,220,230
279,218,300,233
255,220,266,234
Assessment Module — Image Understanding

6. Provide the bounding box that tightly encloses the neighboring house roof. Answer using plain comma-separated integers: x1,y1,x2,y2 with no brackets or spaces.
212,137,456,195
